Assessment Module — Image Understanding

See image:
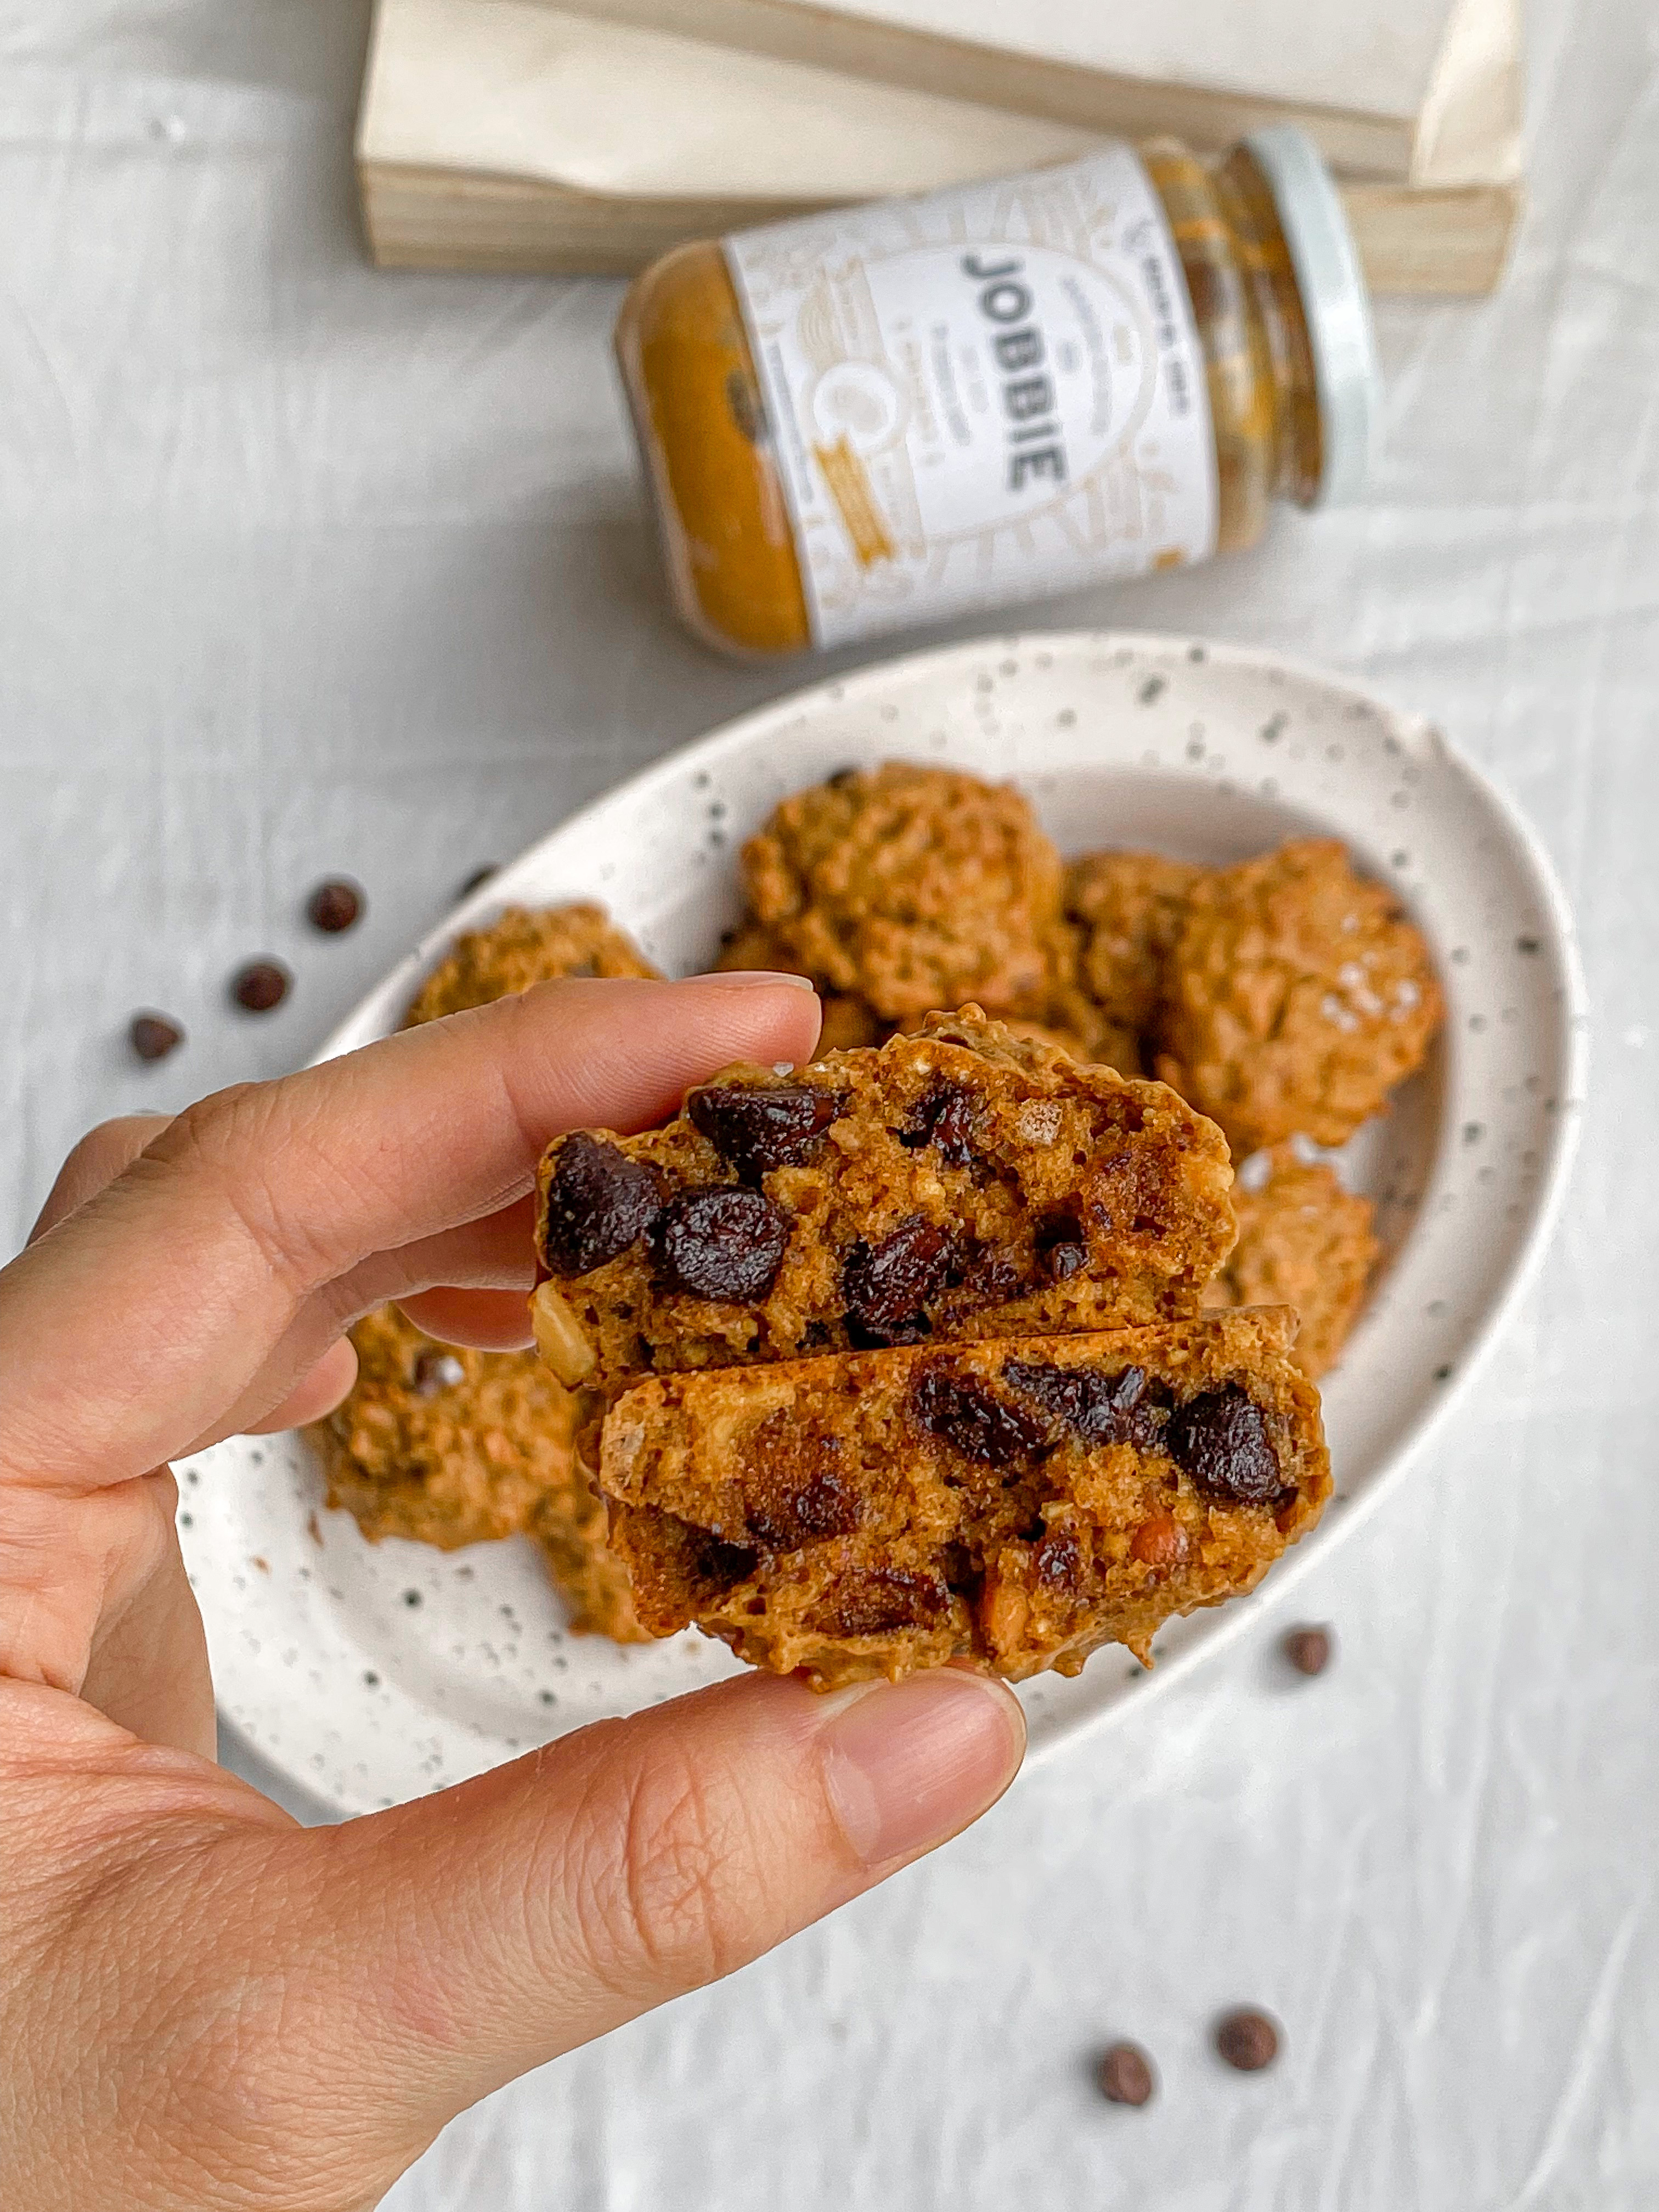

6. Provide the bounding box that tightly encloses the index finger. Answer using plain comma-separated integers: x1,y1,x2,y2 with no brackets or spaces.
1,976,820,1492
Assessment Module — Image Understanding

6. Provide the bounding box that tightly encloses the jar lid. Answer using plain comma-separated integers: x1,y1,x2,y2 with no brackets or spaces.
1244,124,1381,507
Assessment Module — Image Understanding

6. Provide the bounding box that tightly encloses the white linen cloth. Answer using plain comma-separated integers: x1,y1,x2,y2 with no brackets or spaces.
1,1,1656,2201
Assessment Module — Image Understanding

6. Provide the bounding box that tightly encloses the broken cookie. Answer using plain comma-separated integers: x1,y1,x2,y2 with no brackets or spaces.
599,1308,1329,1688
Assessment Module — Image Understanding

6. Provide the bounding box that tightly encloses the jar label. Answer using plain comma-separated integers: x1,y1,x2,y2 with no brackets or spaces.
725,145,1218,650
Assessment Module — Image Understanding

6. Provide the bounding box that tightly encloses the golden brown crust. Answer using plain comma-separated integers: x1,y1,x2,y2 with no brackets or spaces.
1154,839,1443,1152
533,1008,1237,1395
739,763,1063,1022
404,901,659,1026
1201,1147,1379,1378
600,1311,1329,1688
1065,851,1206,1034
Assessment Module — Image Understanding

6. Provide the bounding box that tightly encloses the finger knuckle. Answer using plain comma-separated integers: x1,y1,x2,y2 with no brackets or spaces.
570,1741,762,1997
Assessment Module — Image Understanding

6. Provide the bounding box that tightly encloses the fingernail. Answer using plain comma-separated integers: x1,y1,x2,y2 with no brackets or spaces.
819,1671,1026,1866
684,969,816,990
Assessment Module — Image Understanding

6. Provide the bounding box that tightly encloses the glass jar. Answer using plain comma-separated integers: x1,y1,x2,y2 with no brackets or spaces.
614,127,1379,660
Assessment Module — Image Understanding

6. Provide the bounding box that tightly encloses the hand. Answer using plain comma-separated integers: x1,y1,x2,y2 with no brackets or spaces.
0,976,1024,2210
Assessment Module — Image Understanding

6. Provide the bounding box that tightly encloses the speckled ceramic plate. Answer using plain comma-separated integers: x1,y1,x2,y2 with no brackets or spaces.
176,631,1586,1816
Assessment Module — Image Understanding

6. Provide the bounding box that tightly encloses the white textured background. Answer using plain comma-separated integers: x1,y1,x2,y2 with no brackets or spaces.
2,2,1656,2204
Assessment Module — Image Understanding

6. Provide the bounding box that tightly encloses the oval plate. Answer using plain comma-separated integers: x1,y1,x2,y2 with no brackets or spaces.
177,632,1587,1816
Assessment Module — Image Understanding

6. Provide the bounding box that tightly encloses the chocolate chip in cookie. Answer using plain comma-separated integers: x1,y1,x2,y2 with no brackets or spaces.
541,1133,663,1277
1167,1386,1282,1504
656,1187,789,1301
909,1364,1050,1468
687,1083,842,1182
842,1216,956,1346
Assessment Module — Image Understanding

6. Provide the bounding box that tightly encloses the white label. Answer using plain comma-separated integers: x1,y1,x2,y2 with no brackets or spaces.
724,145,1217,650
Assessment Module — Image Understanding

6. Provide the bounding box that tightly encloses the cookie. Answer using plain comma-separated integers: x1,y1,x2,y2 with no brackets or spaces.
1064,850,1206,1033
311,1306,577,1551
600,1308,1330,1688
530,1009,1237,1397
404,901,659,1026
1202,1147,1379,1378
1036,916,1146,1073
310,1307,648,1639
1154,839,1442,1152
739,762,1063,1022
528,1466,649,1642
715,918,887,1051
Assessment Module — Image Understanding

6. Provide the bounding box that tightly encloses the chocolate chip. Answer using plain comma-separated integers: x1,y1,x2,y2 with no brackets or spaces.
670,1516,759,1598
911,1365,1051,1468
950,1239,1024,1305
809,1565,949,1638
1215,2009,1279,2072
1035,1210,1089,1282
1033,1526,1084,1594
687,1082,841,1181
1284,1623,1333,1677
744,1459,861,1551
897,1080,978,1166
657,1186,789,1301
307,878,363,933
540,1132,663,1277
411,1350,465,1396
458,865,498,899
1098,2042,1156,2107
129,1013,183,1062
1005,1362,1166,1451
1167,1386,1282,1504
842,1216,956,1345
232,961,290,1012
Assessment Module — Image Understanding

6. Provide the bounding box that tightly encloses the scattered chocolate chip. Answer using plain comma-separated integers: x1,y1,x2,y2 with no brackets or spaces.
1098,2042,1156,2107
1035,1210,1089,1282
232,960,290,1012
842,1216,956,1345
411,1350,466,1396
897,1080,978,1166
809,1565,949,1637
1215,2009,1280,2072
541,1132,663,1276
1167,1386,1282,1504
458,865,498,899
1284,1623,1333,1677
129,1013,183,1062
1005,1362,1166,1451
306,878,363,933
656,1186,789,1301
687,1082,842,1181
402,1588,423,1607
910,1365,1050,1468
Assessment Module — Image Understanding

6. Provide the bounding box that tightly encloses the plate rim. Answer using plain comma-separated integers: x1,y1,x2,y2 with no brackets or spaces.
208,627,1589,1799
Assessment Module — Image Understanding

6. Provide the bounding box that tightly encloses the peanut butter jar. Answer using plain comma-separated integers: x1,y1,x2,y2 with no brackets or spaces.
614,127,1380,659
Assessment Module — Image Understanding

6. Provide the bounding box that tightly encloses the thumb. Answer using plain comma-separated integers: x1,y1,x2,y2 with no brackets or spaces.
279,1669,1023,2191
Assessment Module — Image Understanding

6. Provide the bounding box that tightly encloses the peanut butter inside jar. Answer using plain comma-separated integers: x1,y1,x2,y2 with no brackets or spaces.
614,126,1379,659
